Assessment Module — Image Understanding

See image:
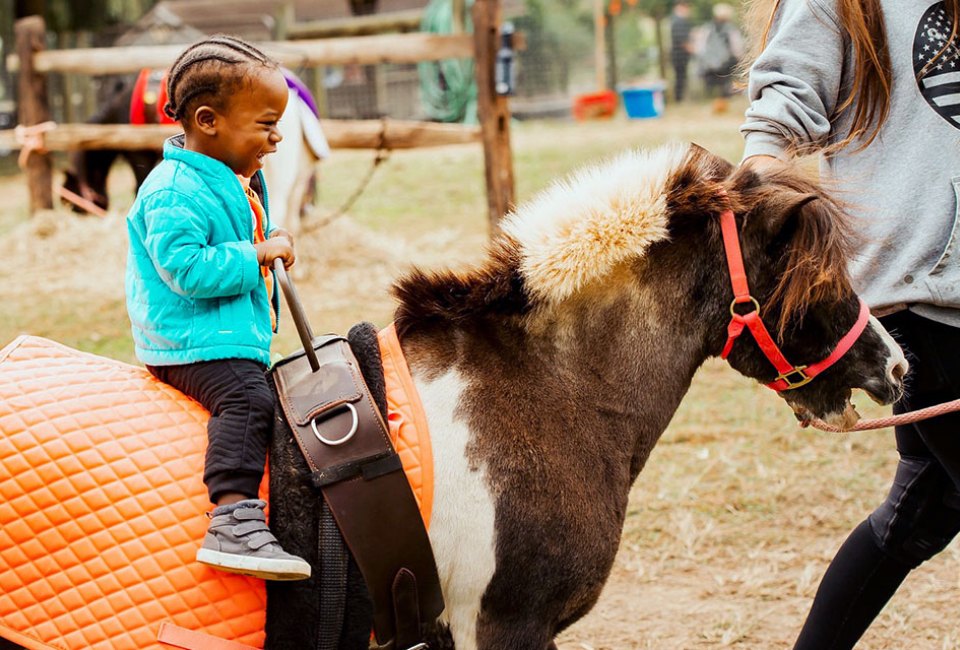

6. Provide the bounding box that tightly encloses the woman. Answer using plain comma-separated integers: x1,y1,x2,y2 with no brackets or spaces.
741,1,960,648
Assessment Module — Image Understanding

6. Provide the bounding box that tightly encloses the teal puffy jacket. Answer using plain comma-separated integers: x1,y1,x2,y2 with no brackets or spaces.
126,136,277,367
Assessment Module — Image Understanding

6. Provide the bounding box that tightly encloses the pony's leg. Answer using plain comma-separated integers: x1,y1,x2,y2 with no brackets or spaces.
475,617,556,650
126,150,160,192
285,146,318,237
475,633,556,650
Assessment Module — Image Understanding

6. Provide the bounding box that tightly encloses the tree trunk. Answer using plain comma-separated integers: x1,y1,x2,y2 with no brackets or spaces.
654,11,667,81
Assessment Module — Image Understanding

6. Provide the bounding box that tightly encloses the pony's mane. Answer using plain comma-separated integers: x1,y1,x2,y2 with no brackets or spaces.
392,145,856,341
732,164,857,337
393,144,694,336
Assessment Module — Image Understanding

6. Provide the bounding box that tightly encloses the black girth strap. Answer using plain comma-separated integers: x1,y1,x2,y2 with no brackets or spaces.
271,334,444,649
317,499,348,650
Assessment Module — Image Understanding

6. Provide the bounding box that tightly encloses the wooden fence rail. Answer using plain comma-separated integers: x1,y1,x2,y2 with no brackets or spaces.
0,121,481,152
7,33,475,75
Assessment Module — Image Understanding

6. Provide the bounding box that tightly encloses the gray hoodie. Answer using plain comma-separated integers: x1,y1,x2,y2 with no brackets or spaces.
741,0,960,327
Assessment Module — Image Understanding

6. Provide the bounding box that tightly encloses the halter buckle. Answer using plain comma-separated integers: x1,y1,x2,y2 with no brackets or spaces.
775,366,813,389
729,296,760,318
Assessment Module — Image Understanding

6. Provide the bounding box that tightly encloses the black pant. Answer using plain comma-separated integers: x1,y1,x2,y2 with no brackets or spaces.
703,70,734,98
794,311,960,649
671,56,689,102
148,358,275,503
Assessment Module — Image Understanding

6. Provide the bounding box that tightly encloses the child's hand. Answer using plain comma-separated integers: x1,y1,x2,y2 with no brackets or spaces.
270,228,295,249
255,238,296,269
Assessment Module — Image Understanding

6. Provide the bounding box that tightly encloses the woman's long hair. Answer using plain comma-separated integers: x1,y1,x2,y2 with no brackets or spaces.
743,0,960,151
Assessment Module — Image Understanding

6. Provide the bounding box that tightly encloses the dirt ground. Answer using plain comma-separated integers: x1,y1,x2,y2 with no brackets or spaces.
2,111,959,649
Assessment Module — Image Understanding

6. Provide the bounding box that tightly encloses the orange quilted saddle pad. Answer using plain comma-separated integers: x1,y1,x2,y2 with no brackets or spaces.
0,336,266,650
0,331,433,650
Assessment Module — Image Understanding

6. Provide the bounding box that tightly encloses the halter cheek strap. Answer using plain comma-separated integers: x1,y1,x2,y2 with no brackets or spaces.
718,209,871,392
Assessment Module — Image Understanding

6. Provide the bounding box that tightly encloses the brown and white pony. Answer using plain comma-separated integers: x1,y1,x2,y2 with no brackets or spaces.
0,143,907,650
264,143,906,649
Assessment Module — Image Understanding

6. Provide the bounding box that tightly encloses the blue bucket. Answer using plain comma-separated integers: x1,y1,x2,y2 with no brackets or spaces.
619,83,665,119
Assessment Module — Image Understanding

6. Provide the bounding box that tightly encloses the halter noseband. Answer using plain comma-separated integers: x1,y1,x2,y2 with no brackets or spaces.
718,209,870,392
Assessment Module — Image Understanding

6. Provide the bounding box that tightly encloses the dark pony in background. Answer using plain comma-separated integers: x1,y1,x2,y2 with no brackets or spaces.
61,74,159,212
62,68,328,233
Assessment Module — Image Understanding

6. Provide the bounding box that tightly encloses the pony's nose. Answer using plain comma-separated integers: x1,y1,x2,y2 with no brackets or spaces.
891,359,908,383
884,357,909,403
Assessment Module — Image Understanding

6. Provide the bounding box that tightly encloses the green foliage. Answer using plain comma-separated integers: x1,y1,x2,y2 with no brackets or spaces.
632,0,671,19
633,0,722,21
28,0,157,32
512,0,739,92
513,0,594,95
611,13,657,80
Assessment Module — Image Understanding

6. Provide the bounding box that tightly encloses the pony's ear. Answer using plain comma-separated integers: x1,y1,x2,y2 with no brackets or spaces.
688,142,735,181
762,191,818,237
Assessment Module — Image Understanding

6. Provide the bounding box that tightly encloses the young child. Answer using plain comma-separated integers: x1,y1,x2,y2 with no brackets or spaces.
125,35,310,581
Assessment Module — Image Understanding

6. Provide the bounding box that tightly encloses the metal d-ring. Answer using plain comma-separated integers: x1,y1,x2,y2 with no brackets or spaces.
311,402,359,446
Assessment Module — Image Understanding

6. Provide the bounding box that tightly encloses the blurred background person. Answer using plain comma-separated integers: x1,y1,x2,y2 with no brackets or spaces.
697,2,743,113
670,0,695,102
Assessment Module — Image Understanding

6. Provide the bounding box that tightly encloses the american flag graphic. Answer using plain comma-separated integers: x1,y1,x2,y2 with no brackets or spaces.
915,2,960,127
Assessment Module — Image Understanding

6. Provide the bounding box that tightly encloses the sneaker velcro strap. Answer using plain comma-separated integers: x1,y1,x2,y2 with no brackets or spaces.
245,530,281,551
233,507,267,521
233,521,272,537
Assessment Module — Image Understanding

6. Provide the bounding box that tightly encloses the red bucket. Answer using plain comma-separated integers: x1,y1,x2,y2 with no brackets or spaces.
572,90,619,121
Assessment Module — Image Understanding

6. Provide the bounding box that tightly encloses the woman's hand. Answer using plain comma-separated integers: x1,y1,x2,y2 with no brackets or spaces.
741,154,787,171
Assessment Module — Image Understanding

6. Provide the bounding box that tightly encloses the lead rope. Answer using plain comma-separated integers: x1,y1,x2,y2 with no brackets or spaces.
302,117,391,234
57,185,108,217
14,120,56,169
807,398,960,432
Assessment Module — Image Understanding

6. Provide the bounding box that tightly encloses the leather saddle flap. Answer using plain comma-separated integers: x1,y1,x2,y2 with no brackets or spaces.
273,335,363,427
269,331,445,647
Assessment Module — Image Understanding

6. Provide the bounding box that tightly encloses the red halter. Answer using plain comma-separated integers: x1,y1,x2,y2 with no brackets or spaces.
718,209,870,392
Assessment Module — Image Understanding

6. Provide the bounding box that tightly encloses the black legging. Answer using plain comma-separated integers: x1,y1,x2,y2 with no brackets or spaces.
148,358,274,503
672,55,690,102
794,311,960,649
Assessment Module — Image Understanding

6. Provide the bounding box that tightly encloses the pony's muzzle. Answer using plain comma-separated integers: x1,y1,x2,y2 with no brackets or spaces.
862,316,909,405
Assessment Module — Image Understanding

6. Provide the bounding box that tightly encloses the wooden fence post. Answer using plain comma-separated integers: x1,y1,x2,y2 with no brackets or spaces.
15,15,53,214
472,0,515,233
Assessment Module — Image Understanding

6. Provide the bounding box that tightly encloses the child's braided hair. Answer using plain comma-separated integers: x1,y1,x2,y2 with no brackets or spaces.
163,35,279,124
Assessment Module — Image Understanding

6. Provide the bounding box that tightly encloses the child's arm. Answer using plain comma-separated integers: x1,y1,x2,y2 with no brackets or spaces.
141,190,262,299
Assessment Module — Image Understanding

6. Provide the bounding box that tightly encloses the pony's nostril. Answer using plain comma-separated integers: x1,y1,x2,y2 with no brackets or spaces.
891,360,908,383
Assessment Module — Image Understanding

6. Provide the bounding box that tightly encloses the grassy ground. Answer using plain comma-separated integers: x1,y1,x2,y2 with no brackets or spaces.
2,99,958,649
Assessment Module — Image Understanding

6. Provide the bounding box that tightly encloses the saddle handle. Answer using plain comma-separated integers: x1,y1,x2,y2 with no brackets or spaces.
273,259,320,373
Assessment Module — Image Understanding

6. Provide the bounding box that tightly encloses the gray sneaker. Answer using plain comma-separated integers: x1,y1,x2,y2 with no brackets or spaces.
196,499,312,581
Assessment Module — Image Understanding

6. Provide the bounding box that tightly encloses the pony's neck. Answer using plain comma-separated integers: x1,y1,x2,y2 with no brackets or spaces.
403,278,714,486
542,289,711,478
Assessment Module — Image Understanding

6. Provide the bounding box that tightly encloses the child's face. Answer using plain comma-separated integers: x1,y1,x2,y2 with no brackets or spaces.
211,68,289,178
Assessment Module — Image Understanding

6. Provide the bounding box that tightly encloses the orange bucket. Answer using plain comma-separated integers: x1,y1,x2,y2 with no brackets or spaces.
572,90,619,120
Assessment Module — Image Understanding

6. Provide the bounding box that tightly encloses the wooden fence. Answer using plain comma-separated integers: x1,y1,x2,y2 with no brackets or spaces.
2,1,514,230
